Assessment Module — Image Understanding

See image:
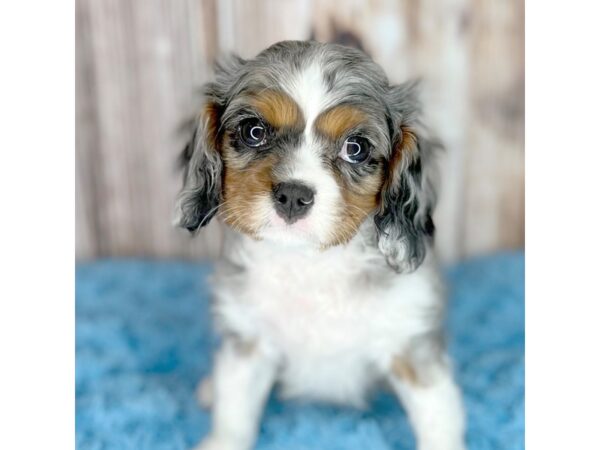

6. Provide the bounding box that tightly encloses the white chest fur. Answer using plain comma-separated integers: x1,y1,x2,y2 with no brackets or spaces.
211,232,444,406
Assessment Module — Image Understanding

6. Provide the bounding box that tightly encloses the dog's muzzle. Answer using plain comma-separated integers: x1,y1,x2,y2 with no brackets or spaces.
272,182,315,224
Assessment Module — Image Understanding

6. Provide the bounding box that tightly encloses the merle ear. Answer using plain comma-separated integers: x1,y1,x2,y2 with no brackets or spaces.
174,102,223,232
374,81,441,273
174,55,245,233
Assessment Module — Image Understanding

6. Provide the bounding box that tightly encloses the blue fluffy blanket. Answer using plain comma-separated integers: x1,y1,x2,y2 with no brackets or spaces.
76,252,524,450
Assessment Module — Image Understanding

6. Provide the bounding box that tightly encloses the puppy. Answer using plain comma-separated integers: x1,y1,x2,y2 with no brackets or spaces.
175,41,466,450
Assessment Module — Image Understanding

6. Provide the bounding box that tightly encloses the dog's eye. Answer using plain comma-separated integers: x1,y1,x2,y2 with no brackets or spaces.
239,118,268,147
339,136,370,163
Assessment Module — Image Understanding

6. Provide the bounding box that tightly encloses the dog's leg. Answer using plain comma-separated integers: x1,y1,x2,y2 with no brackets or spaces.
388,348,466,450
194,338,278,450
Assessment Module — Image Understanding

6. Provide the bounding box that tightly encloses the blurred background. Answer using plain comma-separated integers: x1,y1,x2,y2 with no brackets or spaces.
76,0,524,264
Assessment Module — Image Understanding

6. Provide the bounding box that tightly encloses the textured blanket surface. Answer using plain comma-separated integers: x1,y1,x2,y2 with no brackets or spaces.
76,252,524,450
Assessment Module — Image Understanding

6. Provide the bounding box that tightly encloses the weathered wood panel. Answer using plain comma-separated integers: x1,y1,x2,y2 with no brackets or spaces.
76,0,524,262
463,0,525,255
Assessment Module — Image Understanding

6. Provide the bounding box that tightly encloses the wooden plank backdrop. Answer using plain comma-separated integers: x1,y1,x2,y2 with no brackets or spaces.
76,0,524,262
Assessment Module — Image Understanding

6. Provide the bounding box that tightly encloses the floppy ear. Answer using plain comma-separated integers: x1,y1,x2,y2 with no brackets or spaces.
174,56,245,232
374,81,441,273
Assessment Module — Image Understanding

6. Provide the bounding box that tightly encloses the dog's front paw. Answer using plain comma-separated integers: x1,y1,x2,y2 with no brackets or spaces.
192,434,247,450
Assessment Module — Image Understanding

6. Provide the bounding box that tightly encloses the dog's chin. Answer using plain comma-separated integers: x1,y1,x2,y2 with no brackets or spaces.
257,214,323,249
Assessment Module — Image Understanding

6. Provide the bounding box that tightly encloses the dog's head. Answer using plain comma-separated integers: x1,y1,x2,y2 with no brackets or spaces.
175,41,439,272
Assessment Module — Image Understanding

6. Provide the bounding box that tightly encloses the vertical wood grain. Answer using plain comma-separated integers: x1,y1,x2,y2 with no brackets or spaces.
76,0,524,262
462,0,525,255
76,0,102,258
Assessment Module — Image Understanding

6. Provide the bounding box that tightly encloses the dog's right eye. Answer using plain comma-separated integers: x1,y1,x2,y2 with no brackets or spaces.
339,136,371,164
239,118,268,148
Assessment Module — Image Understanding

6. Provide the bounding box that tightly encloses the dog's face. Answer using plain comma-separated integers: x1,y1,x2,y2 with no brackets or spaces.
176,41,437,272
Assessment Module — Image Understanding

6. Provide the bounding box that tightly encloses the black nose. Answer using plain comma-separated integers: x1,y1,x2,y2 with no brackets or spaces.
272,182,315,223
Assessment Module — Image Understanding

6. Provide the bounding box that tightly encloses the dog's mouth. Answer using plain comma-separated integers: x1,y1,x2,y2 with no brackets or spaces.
259,212,319,246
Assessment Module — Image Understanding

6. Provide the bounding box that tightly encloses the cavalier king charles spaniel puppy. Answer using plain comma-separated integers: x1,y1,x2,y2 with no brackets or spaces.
175,40,466,450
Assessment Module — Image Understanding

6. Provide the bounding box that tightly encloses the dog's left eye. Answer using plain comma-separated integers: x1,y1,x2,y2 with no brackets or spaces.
339,136,370,164
239,118,268,148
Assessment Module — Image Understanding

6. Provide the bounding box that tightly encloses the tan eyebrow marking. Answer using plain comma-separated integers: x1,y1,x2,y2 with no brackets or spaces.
314,105,368,140
247,89,303,129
